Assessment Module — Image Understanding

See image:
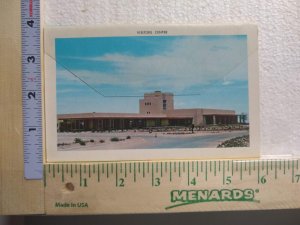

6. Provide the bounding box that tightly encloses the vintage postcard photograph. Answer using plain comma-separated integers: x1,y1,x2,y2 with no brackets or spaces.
44,25,259,162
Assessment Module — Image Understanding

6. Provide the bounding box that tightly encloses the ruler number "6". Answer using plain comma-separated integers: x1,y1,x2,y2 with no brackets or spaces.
260,175,267,184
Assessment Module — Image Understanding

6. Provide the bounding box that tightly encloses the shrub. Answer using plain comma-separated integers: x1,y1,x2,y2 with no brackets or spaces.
126,136,131,139
74,138,82,143
110,137,120,142
79,141,86,146
90,139,94,143
99,139,105,143
57,143,70,147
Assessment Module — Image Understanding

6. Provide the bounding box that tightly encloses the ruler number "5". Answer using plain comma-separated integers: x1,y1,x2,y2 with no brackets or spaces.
27,20,34,27
226,176,232,185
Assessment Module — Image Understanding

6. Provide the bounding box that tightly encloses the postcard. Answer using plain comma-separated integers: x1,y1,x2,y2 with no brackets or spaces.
44,24,260,162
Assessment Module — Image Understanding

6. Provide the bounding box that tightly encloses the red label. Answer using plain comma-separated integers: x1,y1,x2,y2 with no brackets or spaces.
29,0,33,17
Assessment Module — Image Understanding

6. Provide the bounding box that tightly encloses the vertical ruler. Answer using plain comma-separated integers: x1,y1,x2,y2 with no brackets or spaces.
21,0,43,179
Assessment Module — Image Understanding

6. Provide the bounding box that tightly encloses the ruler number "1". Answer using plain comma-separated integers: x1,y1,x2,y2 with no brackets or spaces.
295,174,300,183
82,178,88,187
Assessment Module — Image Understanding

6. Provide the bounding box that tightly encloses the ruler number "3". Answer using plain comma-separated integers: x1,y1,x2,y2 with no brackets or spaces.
154,178,160,186
27,56,35,63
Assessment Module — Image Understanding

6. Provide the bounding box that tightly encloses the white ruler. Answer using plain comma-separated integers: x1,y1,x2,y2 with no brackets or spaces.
21,0,43,179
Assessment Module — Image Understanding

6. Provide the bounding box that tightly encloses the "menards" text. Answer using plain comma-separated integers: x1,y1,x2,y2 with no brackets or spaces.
171,188,256,203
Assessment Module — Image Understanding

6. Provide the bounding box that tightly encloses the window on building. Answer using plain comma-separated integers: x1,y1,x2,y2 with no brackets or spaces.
163,100,167,110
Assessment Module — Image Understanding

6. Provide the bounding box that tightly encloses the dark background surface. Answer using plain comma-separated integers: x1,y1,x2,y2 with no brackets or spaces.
1,209,300,225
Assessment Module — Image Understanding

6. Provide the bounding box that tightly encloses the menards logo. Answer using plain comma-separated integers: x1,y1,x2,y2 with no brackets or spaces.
166,188,259,210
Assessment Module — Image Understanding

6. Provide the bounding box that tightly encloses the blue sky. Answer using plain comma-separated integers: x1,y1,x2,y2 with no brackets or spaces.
55,35,248,114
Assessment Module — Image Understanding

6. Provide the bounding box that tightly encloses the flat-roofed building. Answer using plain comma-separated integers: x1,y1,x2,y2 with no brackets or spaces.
57,91,243,132
139,91,237,126
139,91,174,114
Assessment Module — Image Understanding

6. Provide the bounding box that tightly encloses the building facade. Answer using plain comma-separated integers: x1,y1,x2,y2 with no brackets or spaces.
139,91,174,114
57,91,242,132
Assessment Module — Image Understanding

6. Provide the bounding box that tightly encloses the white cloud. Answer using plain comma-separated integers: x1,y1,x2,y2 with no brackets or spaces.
57,36,248,92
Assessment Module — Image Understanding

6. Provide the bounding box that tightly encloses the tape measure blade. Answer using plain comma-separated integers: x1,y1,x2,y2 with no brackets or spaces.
21,0,43,179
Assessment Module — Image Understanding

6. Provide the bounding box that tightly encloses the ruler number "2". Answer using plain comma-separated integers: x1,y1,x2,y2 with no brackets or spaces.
118,178,125,187
28,92,36,99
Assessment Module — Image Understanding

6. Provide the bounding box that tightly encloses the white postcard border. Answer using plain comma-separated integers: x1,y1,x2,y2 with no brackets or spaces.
44,24,260,162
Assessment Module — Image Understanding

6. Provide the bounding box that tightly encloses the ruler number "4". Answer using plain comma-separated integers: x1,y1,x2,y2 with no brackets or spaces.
27,20,34,27
190,177,196,186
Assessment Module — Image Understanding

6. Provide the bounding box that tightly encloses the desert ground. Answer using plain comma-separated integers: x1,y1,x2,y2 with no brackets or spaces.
57,129,249,151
